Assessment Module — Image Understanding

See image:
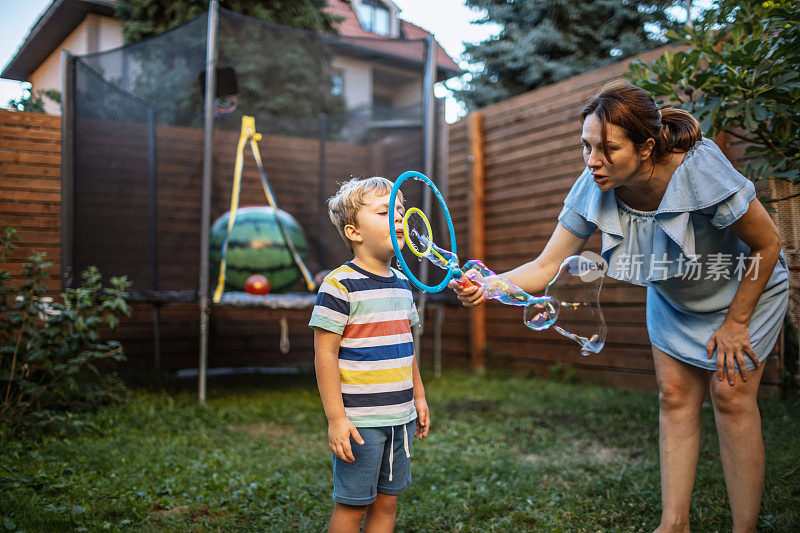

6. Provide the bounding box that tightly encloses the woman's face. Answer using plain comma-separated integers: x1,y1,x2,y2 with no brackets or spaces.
581,113,651,191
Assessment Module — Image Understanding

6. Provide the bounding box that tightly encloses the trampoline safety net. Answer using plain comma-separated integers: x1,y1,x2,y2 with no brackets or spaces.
68,7,441,305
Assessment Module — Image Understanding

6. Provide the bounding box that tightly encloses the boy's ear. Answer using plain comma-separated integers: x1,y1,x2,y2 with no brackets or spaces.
344,224,362,245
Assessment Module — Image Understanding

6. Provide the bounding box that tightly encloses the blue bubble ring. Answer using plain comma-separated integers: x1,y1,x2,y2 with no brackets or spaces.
389,171,456,293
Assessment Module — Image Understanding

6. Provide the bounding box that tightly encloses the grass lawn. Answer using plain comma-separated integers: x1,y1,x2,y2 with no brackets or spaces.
1,371,799,532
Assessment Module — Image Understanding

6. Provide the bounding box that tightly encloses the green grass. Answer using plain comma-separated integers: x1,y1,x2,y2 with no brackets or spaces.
1,371,799,532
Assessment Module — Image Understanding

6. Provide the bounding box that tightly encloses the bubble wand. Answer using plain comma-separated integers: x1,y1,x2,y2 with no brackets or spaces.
389,171,607,355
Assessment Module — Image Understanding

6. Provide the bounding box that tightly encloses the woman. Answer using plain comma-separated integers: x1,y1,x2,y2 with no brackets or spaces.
451,82,789,532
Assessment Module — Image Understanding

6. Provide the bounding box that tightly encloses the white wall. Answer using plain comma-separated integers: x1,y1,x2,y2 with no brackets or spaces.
332,56,372,110
29,14,123,115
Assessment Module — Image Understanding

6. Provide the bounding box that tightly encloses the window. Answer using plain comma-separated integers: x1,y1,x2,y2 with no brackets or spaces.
331,71,343,96
357,0,391,36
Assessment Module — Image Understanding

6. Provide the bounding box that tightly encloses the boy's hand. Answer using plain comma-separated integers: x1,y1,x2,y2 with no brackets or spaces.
414,397,430,440
328,417,363,463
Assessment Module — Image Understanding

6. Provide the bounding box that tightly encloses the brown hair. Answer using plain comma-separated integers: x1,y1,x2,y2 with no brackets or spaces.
581,80,702,165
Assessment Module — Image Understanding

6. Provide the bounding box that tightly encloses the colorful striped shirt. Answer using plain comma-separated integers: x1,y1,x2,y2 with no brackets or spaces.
308,261,419,427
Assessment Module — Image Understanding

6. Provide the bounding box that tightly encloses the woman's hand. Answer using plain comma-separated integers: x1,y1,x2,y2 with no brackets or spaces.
706,319,758,386
448,272,485,307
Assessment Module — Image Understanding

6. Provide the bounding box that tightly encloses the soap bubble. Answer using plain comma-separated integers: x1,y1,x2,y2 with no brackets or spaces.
542,252,607,355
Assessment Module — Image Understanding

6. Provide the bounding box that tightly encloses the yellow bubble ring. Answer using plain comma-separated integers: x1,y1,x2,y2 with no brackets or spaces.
403,207,433,258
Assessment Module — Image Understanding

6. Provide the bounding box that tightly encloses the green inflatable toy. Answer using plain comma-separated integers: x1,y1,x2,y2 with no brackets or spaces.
210,206,310,293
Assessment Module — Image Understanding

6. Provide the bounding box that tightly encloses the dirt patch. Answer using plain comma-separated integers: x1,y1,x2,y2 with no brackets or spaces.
150,504,228,523
529,413,584,429
441,400,501,415
151,505,192,517
519,451,545,463
513,440,633,466
232,423,293,440
150,504,208,517
584,442,625,464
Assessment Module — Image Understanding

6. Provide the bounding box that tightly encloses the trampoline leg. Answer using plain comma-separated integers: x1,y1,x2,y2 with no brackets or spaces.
153,305,161,371
279,314,290,354
433,304,444,379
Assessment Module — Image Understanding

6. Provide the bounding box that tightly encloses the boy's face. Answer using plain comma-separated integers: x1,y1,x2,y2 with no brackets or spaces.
348,191,405,260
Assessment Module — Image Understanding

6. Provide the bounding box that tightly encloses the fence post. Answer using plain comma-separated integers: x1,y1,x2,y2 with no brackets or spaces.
469,112,486,373
60,51,76,291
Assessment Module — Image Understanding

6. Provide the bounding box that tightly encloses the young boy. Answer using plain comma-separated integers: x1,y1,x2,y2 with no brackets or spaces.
309,177,430,533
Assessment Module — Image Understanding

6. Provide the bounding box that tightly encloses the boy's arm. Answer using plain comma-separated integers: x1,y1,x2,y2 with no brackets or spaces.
411,352,429,440
314,328,363,462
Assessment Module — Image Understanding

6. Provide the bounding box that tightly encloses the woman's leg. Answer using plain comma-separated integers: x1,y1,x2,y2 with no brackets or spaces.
709,362,766,533
652,347,708,533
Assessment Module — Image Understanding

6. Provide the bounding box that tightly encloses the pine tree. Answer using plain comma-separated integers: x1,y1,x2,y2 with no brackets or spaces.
456,0,683,110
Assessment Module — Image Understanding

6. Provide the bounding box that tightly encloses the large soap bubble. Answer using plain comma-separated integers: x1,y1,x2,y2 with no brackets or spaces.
535,252,607,355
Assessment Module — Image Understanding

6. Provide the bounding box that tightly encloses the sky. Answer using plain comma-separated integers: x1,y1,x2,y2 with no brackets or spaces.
0,0,52,106
0,0,501,122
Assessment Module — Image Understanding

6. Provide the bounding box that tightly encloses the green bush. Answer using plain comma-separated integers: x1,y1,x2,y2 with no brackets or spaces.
0,228,131,431
7,88,61,113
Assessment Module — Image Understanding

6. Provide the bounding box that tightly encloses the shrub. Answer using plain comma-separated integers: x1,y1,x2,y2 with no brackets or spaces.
1,228,131,431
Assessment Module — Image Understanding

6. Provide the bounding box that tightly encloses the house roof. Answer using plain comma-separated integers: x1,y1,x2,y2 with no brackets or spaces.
326,0,461,78
2,0,461,83
1,0,118,81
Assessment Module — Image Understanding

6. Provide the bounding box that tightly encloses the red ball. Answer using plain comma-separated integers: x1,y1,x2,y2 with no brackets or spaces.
244,274,271,295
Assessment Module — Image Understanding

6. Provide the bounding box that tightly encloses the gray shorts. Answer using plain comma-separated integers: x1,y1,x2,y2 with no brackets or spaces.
332,419,416,506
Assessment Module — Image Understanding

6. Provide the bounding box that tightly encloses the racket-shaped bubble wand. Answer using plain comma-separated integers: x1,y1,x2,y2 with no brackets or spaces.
402,207,481,290
402,209,559,328
389,171,607,356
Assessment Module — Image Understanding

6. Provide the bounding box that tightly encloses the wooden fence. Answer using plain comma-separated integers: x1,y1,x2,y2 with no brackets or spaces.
2,43,797,388
0,111,61,292
1,108,425,371
444,46,799,389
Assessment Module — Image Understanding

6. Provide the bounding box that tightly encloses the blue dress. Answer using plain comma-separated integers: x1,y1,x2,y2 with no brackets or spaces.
558,138,790,371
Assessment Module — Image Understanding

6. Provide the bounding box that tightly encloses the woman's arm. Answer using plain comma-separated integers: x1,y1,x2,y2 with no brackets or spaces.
502,223,589,294
706,198,782,385
452,222,588,306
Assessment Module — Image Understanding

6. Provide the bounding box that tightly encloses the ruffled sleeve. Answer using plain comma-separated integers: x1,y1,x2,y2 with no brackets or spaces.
558,205,597,238
710,179,756,228
659,137,756,229
560,167,624,256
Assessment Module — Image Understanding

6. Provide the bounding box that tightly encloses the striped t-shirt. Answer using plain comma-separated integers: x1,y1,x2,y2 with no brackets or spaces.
308,261,419,427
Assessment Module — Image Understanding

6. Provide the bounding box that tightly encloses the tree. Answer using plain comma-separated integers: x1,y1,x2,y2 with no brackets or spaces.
7,88,60,113
116,0,338,42
110,0,346,130
455,0,682,110
628,0,800,189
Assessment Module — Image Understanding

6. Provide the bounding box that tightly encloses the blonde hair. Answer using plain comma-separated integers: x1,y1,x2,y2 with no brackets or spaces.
328,176,403,250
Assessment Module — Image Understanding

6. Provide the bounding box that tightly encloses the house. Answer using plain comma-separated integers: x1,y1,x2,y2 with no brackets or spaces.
1,0,461,115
